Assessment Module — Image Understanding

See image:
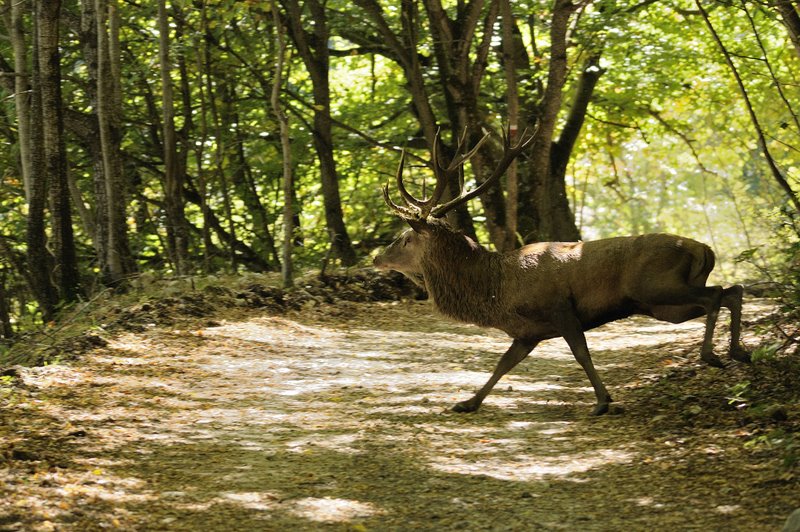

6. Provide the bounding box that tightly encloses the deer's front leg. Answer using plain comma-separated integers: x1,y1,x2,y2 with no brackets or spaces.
554,310,613,416
452,339,537,413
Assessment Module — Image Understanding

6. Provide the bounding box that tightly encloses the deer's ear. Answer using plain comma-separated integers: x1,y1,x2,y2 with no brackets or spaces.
407,218,431,235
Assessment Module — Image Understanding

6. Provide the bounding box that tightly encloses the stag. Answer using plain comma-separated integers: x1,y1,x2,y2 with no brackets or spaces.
373,129,750,415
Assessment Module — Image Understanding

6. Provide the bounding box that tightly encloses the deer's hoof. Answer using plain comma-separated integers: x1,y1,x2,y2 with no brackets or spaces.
452,400,480,413
701,352,724,368
730,346,751,363
591,402,610,416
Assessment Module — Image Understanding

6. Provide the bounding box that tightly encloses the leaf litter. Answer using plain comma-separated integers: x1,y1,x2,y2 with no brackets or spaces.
0,278,797,531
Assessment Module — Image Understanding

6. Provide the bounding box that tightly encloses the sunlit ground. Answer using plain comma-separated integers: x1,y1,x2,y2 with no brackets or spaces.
3,299,788,530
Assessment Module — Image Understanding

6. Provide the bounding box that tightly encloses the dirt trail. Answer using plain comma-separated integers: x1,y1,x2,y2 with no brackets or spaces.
1,299,795,530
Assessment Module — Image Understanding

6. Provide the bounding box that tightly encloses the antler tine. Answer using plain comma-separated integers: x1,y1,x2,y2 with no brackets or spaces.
456,162,465,194
383,182,420,219
445,128,469,171
445,130,491,172
394,149,426,210
416,129,450,218
382,148,427,219
429,125,538,219
419,129,490,218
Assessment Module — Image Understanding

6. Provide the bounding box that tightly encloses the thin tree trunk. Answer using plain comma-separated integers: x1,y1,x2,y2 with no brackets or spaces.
500,0,520,251
0,269,12,339
205,69,237,272
282,0,357,266
96,0,130,285
108,0,134,276
80,0,110,277
26,2,57,320
195,3,213,273
6,0,32,201
272,0,293,288
158,0,188,274
38,0,81,303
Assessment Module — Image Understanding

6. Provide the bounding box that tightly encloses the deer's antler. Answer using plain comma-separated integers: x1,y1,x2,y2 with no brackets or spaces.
430,127,535,218
383,126,537,222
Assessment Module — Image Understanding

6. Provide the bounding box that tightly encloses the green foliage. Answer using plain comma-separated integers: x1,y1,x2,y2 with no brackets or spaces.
744,427,798,470
726,380,751,406
0,0,798,335
751,342,782,363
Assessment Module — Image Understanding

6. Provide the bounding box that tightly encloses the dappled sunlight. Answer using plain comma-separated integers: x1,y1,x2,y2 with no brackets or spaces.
715,504,743,514
506,420,573,434
630,496,665,508
288,497,384,522
18,365,90,388
428,446,636,482
193,315,582,406
587,315,705,352
0,466,155,528
204,316,514,357
219,491,279,511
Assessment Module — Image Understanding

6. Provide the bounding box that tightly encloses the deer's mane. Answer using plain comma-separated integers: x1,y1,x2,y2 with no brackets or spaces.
420,226,505,327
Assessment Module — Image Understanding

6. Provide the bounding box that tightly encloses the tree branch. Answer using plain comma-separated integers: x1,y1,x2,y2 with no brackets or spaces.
551,53,605,178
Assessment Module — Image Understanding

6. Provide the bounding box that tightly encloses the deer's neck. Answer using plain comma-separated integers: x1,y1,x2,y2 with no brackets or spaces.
421,233,504,327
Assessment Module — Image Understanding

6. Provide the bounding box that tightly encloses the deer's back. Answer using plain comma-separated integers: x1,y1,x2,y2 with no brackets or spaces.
502,234,712,336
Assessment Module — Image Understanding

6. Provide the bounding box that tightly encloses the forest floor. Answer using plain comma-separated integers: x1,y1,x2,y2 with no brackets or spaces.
0,275,798,531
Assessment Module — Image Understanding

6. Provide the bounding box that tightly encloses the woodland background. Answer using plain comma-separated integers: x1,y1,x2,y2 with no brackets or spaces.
0,0,799,345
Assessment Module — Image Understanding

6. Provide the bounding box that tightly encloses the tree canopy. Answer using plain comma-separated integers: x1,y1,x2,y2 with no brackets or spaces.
0,0,798,336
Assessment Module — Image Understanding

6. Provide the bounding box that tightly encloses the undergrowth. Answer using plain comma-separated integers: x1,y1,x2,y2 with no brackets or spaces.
0,268,422,368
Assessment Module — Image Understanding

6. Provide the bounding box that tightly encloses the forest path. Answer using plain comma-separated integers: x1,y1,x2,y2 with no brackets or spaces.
2,299,794,530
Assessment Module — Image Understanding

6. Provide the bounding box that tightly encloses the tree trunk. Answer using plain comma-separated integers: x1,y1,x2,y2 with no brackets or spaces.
38,0,81,303
0,269,12,339
5,0,32,201
79,0,111,278
775,0,800,59
272,0,294,288
523,0,582,242
195,3,213,273
158,0,188,274
26,3,58,321
204,65,238,273
282,0,357,266
500,0,520,251
96,0,133,285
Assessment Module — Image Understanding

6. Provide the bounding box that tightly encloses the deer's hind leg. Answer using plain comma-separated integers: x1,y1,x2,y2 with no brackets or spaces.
646,284,749,364
635,281,725,367
722,284,750,362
